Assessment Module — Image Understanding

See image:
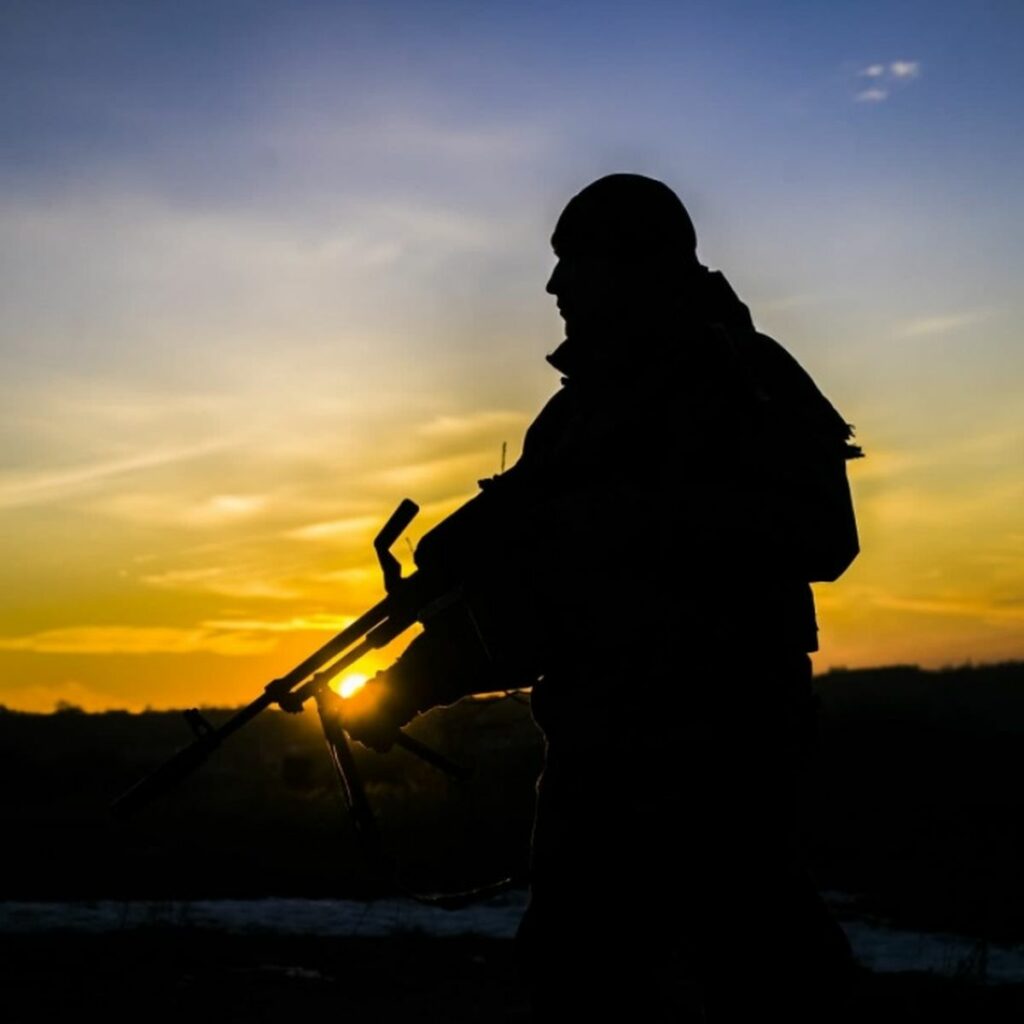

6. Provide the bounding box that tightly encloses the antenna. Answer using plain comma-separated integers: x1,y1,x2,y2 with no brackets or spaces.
500,441,507,473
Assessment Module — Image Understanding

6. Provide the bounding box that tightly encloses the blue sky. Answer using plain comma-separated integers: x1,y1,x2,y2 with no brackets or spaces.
1,0,1022,708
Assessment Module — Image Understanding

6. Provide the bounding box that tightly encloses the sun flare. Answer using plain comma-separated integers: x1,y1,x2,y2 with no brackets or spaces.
333,673,369,699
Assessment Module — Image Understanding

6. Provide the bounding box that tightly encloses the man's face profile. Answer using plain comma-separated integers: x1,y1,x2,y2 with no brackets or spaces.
546,243,624,341
546,235,651,342
545,175,700,343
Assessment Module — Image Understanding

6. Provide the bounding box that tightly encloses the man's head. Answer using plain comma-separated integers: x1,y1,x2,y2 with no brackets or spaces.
546,174,700,344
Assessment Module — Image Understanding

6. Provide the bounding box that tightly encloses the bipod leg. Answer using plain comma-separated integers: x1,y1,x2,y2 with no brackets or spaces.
314,690,519,909
315,690,382,859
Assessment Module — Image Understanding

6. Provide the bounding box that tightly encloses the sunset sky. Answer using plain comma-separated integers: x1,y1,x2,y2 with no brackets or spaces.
2,1,1022,711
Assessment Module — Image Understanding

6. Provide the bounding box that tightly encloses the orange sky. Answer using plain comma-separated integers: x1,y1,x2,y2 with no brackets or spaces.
2,378,1021,713
2,3,1023,711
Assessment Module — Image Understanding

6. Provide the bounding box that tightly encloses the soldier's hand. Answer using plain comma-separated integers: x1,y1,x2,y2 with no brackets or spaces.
337,670,417,753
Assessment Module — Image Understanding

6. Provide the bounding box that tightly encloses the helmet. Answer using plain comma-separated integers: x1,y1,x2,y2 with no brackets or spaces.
552,173,698,265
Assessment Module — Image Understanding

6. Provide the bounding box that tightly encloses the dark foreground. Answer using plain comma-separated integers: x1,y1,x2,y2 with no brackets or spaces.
5,662,1024,1020
5,662,1024,945
3,930,1024,1023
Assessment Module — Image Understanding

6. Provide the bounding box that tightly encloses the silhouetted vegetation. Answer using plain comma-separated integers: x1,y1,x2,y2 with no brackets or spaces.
3,662,1024,944
813,661,1024,941
0,692,542,901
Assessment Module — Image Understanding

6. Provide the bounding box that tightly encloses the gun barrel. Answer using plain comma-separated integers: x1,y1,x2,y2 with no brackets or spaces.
110,496,439,819
111,593,404,818
111,691,273,817
112,733,220,818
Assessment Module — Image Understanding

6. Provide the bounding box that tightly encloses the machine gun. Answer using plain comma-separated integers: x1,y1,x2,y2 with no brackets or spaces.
112,495,496,837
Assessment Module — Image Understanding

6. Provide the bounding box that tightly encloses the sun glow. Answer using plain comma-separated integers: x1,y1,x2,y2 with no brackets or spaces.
334,673,369,699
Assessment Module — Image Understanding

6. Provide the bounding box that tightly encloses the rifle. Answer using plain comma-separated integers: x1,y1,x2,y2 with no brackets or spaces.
112,496,490,829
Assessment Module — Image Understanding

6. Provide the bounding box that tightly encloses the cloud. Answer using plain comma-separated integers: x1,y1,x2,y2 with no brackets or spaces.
890,61,920,79
862,467,1023,530
201,613,356,633
312,566,378,585
286,515,383,542
369,450,499,494
185,493,268,524
417,410,528,443
0,626,277,656
0,440,236,510
91,490,271,528
815,580,1024,629
0,612,366,661
756,293,825,313
871,594,1024,624
852,59,921,102
841,448,918,482
858,61,920,80
141,566,301,600
893,309,994,339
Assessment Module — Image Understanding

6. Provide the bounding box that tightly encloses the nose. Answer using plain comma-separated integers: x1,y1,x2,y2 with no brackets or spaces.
545,260,561,296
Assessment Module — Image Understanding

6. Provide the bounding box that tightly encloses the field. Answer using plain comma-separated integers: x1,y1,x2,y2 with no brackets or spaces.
3,662,1024,1019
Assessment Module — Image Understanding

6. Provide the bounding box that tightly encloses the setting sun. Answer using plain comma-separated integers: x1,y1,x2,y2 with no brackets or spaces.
334,673,369,699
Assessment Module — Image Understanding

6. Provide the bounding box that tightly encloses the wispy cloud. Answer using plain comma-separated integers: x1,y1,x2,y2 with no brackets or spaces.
311,566,379,586
0,626,277,656
0,612,364,662
862,470,1023,531
368,450,499,494
141,566,301,600
417,410,528,443
853,59,921,102
185,494,268,524
91,491,271,529
872,593,1024,624
858,60,921,80
286,515,384,543
0,440,236,510
756,293,826,313
893,309,995,339
201,613,356,633
890,61,920,79
841,448,918,482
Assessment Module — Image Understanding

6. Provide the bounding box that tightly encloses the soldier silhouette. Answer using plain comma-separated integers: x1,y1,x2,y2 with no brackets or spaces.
344,174,862,1021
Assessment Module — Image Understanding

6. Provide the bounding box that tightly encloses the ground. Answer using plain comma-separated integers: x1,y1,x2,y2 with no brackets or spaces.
4,930,1024,1023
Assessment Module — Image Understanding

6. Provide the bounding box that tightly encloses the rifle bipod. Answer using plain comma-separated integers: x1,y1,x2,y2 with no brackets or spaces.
111,497,518,908
314,689,516,910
